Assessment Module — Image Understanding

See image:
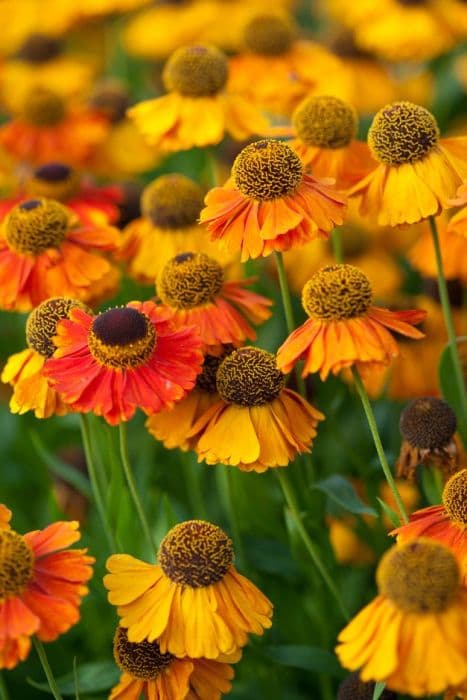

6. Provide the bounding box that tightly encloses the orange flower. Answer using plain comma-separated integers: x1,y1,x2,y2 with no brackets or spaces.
200,139,347,261
0,87,108,167
409,215,467,285
0,198,119,311
276,264,426,380
0,504,93,670
44,301,203,425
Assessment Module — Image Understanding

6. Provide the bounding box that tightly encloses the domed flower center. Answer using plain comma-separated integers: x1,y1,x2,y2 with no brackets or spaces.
216,347,285,407
377,539,460,613
141,175,204,229
368,101,439,166
158,520,233,587
26,163,79,202
90,81,130,123
26,297,87,358
293,96,357,149
16,33,62,63
233,140,303,201
399,397,457,449
113,626,173,680
301,265,372,320
5,198,69,255
338,672,397,700
162,45,228,97
20,88,66,126
89,307,156,369
0,529,34,599
443,469,467,525
157,252,224,310
196,345,234,394
243,14,295,55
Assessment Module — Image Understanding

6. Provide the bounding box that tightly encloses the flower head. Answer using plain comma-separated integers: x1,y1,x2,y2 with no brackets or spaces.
105,519,273,659
0,505,93,669
277,264,426,380
337,672,397,700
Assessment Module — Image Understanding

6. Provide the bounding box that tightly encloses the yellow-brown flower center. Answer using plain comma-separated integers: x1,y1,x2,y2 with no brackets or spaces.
196,345,235,394
162,45,228,97
141,175,204,229
5,198,70,255
368,101,439,166
301,265,372,320
20,88,66,127
157,252,224,310
399,397,457,449
443,469,467,525
233,140,303,201
377,539,460,613
88,307,156,370
26,297,88,358
17,33,62,63
0,529,34,600
89,80,130,123
216,347,285,407
338,673,397,700
113,627,173,680
158,520,233,587
293,96,357,149
26,163,80,202
243,14,295,56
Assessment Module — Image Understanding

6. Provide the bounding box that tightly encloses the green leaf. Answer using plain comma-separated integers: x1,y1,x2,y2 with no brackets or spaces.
263,645,342,676
30,430,92,498
28,661,119,695
372,681,386,700
312,475,377,517
439,340,467,445
376,497,400,529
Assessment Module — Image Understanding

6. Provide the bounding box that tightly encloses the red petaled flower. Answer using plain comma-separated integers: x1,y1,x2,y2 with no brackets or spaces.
44,301,204,425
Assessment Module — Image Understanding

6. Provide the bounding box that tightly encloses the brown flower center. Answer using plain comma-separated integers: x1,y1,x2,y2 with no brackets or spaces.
16,33,62,63
243,14,295,56
0,529,34,599
338,672,397,700
162,45,228,97
89,307,156,369
26,297,88,357
113,627,173,680
141,175,204,229
216,347,285,407
301,265,372,320
196,345,235,394
233,140,303,201
20,88,66,127
157,252,223,310
443,469,467,525
5,198,70,255
399,397,457,449
26,163,79,202
293,95,357,149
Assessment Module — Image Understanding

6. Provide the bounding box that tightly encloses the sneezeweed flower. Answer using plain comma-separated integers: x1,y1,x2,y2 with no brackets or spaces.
128,44,268,152
200,139,347,261
350,102,467,226
157,252,272,351
276,264,426,381
110,626,236,700
44,301,203,425
391,468,467,585
1,297,87,419
0,503,94,670
118,174,236,284
189,347,324,472
0,87,109,166
0,198,119,311
146,345,234,451
328,518,375,566
397,397,459,481
105,519,273,658
409,215,467,285
337,672,397,699
336,539,467,696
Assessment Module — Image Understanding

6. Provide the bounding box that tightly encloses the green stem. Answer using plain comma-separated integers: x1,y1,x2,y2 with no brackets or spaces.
0,673,10,700
429,215,467,428
79,415,116,551
276,470,349,621
275,252,306,397
216,467,245,567
118,422,156,553
351,368,408,525
182,455,207,519
33,638,63,700
331,228,343,263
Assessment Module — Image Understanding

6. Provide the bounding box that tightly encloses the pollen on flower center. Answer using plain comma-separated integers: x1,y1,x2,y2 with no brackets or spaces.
233,139,303,201
157,252,224,309
443,469,467,525
89,307,156,369
26,163,79,202
141,175,204,229
368,101,440,166
196,345,235,394
216,347,285,407
293,96,357,149
158,520,234,587
5,198,70,255
162,44,228,97
113,626,173,680
26,297,88,358
20,88,66,127
377,539,460,613
301,265,373,320
399,397,457,449
0,529,34,599
243,14,295,56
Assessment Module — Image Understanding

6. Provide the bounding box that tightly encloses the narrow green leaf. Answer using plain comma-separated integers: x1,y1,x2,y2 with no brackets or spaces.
376,498,400,529
312,475,377,517
439,340,467,445
30,431,92,498
263,645,342,676
372,681,386,700
28,661,119,695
